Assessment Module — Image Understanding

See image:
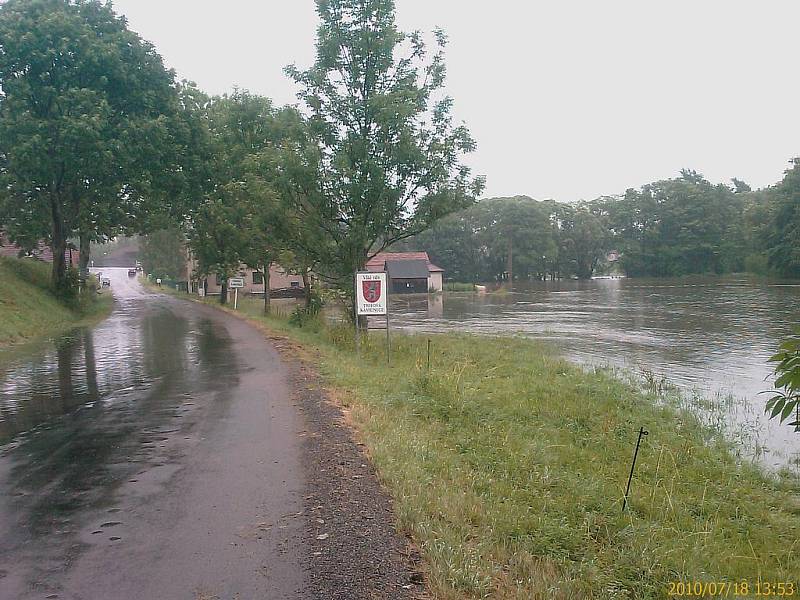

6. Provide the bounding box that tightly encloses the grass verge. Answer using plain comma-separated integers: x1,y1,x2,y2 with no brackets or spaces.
155,288,800,598
0,257,113,349
444,282,477,292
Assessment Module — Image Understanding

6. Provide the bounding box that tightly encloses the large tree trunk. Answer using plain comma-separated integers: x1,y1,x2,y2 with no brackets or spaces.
50,197,68,294
220,279,227,305
302,269,311,309
79,229,91,290
263,265,271,315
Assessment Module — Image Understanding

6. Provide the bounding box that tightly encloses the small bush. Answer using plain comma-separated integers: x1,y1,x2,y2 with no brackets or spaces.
289,289,324,329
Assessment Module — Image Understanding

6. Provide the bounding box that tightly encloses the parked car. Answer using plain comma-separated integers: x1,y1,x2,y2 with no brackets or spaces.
128,268,137,277
101,277,111,287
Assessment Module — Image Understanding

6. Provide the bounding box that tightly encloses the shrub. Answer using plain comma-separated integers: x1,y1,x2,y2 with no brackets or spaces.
289,289,325,329
764,328,800,428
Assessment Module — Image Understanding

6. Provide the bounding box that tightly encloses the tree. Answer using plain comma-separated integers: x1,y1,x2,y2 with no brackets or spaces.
766,159,800,278
140,228,187,280
557,203,608,279
731,177,752,194
0,0,180,294
605,171,745,277
285,0,483,314
186,91,294,308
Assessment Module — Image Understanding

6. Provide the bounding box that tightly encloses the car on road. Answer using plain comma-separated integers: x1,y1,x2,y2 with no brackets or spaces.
101,277,111,287
128,268,137,277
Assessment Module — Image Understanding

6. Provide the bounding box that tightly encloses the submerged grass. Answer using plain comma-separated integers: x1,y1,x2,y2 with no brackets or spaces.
165,291,800,598
0,257,112,349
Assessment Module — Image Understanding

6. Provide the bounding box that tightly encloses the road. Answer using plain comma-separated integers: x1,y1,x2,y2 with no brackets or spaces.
0,269,308,599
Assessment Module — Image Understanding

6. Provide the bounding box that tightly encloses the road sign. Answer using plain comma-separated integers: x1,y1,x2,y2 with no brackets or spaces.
356,271,387,316
228,277,245,289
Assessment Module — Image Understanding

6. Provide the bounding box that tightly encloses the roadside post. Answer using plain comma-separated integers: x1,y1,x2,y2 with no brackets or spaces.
622,426,649,511
427,339,431,370
355,271,390,364
228,277,245,310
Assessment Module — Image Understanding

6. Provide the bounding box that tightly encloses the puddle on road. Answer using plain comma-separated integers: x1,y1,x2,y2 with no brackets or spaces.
0,269,242,598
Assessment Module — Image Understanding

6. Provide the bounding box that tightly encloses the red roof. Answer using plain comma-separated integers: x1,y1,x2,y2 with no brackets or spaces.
366,251,444,273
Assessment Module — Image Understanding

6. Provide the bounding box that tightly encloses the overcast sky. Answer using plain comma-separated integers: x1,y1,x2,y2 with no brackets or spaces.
112,0,800,201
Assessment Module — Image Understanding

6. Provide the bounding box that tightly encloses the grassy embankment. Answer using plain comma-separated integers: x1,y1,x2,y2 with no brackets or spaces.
0,257,113,348
154,286,800,598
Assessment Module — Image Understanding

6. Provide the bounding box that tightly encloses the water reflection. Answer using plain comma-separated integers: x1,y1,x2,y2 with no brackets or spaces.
389,276,800,469
0,291,240,585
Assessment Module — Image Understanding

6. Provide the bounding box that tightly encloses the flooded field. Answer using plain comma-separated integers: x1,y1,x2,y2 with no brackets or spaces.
386,276,800,470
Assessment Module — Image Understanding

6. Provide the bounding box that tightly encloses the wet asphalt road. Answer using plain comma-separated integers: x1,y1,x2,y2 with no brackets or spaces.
0,269,307,599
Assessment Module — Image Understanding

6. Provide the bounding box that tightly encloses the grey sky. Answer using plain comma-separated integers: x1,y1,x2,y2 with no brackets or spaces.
112,0,800,201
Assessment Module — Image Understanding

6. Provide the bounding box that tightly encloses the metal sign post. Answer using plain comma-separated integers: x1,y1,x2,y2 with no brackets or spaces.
385,300,391,365
622,426,649,511
228,277,245,310
355,271,390,364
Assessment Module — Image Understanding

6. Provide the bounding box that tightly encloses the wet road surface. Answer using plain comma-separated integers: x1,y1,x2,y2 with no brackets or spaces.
0,269,307,599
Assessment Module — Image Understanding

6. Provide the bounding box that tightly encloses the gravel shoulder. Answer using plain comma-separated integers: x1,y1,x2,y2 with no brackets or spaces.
265,331,428,600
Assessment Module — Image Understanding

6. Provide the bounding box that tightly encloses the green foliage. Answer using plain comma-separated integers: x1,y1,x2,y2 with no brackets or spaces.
764,330,800,427
403,196,609,282
0,0,182,291
49,266,80,306
288,289,324,328
285,0,484,285
186,91,303,304
140,227,187,280
406,168,799,282
766,159,800,278
557,202,609,279
443,282,476,291
603,170,747,277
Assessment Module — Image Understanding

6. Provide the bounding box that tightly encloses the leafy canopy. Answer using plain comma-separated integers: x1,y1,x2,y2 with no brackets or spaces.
285,0,484,282
764,329,800,428
0,0,180,289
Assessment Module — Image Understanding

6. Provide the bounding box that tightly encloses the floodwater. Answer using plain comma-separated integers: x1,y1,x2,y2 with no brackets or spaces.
387,276,800,470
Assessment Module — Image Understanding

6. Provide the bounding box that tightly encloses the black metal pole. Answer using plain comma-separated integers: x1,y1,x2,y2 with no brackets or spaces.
622,426,648,511
386,312,390,366
385,279,390,366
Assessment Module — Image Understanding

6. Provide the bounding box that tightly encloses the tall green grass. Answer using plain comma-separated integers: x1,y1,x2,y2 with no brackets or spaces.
444,282,477,292
0,257,112,347
173,293,800,598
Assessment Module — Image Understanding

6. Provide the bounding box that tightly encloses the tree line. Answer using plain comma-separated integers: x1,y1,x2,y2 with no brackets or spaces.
402,166,800,282
0,0,483,312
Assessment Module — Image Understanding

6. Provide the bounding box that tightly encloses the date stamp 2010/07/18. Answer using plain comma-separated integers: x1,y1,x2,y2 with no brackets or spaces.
668,581,796,597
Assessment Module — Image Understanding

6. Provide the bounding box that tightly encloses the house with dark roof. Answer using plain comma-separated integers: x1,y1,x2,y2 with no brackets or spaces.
366,251,444,293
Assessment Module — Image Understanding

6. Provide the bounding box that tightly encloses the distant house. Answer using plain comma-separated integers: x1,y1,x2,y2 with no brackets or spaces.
187,258,305,298
366,251,444,293
0,235,79,266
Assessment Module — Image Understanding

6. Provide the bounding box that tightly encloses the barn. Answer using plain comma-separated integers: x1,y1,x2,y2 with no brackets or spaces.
365,252,444,293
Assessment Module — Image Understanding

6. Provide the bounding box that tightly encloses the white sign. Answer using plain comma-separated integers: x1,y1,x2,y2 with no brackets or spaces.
228,277,245,289
356,271,387,315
